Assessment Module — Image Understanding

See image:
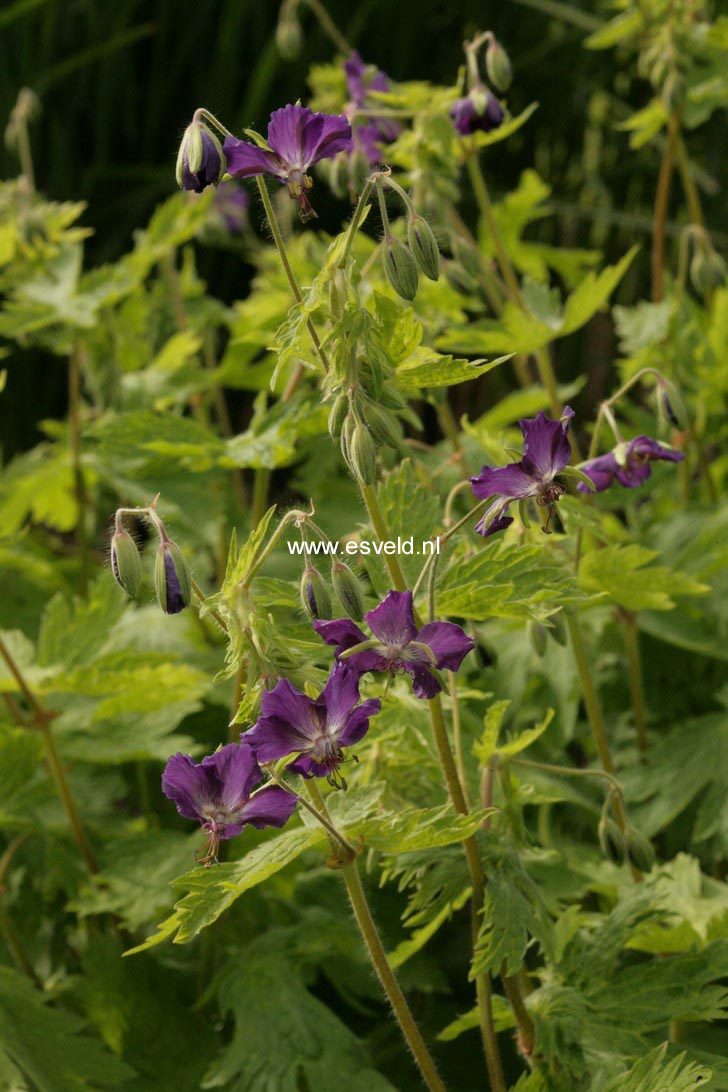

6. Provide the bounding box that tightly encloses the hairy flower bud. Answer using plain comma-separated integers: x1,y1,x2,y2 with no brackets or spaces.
407,215,440,281
349,424,378,485
331,559,366,621
626,827,655,873
598,817,626,865
300,564,332,621
485,38,512,92
380,383,407,411
383,236,419,301
327,392,350,441
110,529,142,598
549,610,568,647
154,540,192,615
275,13,303,59
176,119,226,193
363,401,403,450
690,246,728,296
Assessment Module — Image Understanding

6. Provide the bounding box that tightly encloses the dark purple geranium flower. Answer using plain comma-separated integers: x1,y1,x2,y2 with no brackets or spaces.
577,436,685,493
470,407,575,537
344,50,401,165
162,742,297,866
451,88,505,136
314,590,474,700
223,104,352,221
242,664,380,788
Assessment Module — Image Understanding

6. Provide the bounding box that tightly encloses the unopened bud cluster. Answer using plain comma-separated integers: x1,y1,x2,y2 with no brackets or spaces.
328,382,410,486
111,507,192,616
299,555,366,623
377,178,442,302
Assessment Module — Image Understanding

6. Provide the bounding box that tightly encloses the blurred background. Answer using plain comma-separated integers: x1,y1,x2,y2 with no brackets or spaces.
1,0,726,456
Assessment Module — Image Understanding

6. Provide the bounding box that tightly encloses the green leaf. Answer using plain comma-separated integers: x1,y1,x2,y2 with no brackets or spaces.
353,803,490,853
602,1044,712,1092
578,543,709,611
585,10,642,50
125,826,325,952
472,851,553,977
472,699,511,766
0,966,133,1090
367,460,441,591
396,349,512,388
203,943,393,1091
222,505,278,592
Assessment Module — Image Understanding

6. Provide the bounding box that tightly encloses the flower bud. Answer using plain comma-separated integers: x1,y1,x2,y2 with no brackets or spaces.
331,559,366,621
526,619,547,657
349,424,378,485
383,236,419,301
380,383,407,411
656,379,687,431
341,412,357,466
626,827,655,873
444,260,478,297
485,38,512,92
176,119,226,194
363,401,403,450
548,611,568,647
598,817,626,865
275,13,303,59
407,215,440,281
154,540,192,615
326,152,349,200
328,392,350,441
690,246,728,297
300,564,332,621
110,530,142,598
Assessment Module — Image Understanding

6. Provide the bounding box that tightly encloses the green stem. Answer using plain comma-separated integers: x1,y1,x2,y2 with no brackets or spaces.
300,0,351,53
303,784,444,1092
340,175,377,267
255,177,331,388
511,757,623,797
429,698,510,1086
359,484,409,594
190,580,229,635
449,672,471,810
674,132,705,229
0,837,41,986
251,469,271,529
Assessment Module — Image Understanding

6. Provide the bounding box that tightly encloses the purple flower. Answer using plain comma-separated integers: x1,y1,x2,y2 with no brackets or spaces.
469,407,575,537
223,104,352,221
314,590,474,700
450,88,505,136
242,664,380,788
577,436,685,494
344,50,400,165
162,742,297,866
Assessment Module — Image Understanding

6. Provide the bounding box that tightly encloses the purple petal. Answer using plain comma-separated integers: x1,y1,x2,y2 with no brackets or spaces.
242,718,309,764
417,621,474,671
629,436,685,465
237,784,298,829
161,752,213,821
520,410,572,481
474,498,514,538
365,590,418,648
181,129,223,193
450,93,504,135
223,136,284,181
267,104,351,171
320,664,361,728
163,551,185,615
577,452,619,493
344,51,368,104
313,617,368,650
203,742,262,812
338,697,381,747
406,663,443,700
258,678,323,741
469,461,535,501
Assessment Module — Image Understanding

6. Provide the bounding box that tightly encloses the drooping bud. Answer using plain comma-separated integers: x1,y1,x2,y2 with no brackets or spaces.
327,392,350,441
380,383,407,411
598,817,626,865
407,215,440,281
383,236,419,301
300,564,332,621
526,619,547,657
331,559,366,621
154,539,192,615
690,246,728,296
363,401,403,450
110,530,142,598
275,11,303,59
626,827,655,873
340,412,357,466
348,424,378,485
656,379,687,431
549,611,568,647
176,118,226,193
485,38,512,92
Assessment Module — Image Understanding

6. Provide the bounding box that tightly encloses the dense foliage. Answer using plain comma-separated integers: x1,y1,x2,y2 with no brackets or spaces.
0,1,727,1089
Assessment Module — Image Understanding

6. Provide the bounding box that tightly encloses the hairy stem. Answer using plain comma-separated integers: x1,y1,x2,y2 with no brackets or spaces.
304,783,444,1090
652,114,679,302
621,613,647,759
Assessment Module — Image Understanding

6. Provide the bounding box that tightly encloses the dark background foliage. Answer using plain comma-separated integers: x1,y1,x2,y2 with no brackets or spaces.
0,0,725,451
